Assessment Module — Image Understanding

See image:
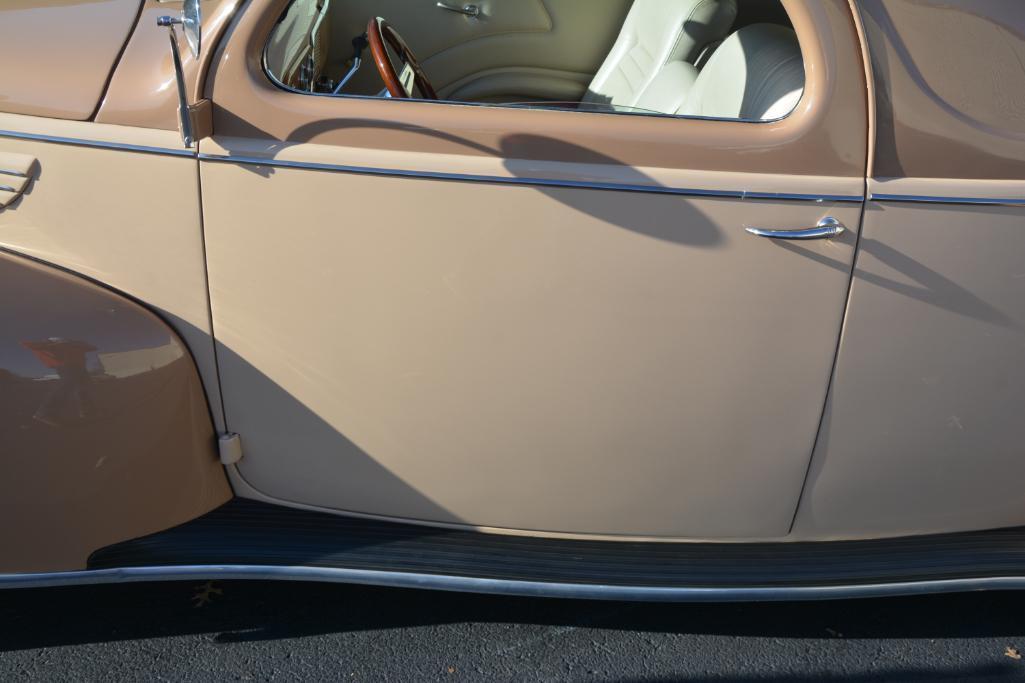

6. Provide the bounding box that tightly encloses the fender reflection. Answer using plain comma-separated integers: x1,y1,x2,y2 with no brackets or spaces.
0,248,231,573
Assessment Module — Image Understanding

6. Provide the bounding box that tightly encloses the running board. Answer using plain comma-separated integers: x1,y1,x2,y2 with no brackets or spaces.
12,499,1025,601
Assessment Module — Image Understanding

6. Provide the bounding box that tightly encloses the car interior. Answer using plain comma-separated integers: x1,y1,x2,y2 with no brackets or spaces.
264,0,804,121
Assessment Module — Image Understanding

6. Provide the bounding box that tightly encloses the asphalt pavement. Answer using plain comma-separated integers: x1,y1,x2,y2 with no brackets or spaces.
3,580,1025,681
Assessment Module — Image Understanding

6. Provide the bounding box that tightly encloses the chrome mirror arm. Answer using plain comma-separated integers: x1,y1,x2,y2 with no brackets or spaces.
156,0,202,149
156,16,196,148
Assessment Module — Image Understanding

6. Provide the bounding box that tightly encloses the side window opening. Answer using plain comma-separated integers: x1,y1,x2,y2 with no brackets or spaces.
263,0,804,122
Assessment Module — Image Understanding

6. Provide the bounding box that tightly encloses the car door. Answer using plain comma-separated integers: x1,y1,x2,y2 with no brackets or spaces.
199,0,868,539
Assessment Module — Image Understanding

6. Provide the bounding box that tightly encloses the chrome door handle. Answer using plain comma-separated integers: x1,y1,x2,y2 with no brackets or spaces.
745,217,846,240
436,2,480,17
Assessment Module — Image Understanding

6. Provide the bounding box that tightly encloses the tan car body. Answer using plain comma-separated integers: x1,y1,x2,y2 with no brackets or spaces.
0,0,1023,585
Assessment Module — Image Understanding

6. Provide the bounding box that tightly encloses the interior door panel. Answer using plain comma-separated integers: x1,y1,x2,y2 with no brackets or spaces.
328,0,632,101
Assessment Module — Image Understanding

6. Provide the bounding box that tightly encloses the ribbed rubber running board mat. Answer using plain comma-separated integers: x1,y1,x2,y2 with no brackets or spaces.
88,499,1025,588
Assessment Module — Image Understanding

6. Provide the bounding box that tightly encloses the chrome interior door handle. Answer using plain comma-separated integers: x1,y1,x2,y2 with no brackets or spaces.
745,217,846,240
436,2,480,17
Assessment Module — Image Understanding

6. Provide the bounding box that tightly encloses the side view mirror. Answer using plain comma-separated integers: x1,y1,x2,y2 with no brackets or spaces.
158,0,201,59
158,0,203,147
182,0,202,58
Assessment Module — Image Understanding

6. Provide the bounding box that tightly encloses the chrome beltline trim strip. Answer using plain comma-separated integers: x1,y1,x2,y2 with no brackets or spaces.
198,152,865,202
1,127,1020,206
0,128,195,158
871,193,1025,206
2,564,1024,602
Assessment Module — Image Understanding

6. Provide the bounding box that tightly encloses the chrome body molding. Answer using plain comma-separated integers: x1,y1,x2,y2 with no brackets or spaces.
5,126,1020,206
871,193,1025,206
3,564,1025,602
0,127,861,201
0,128,195,158
197,152,865,202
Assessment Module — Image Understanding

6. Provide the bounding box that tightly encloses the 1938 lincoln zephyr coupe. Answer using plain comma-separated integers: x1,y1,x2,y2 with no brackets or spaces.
1,0,1023,601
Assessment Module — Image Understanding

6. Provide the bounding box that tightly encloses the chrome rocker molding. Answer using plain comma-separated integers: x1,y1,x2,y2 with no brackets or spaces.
197,152,865,202
4,564,1025,602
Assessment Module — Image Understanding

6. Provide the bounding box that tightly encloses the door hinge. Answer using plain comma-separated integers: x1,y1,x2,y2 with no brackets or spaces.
186,99,213,145
218,432,243,465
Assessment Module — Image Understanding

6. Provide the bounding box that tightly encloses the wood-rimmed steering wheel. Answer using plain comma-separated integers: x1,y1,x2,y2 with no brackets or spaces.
366,17,438,100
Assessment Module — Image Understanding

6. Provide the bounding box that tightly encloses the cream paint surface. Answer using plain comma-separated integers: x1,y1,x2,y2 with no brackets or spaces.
858,0,1025,180
792,183,1025,539
0,0,140,120
0,113,225,432
202,148,863,539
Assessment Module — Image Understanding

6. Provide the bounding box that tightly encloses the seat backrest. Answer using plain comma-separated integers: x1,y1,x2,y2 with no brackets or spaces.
677,23,804,121
634,61,699,114
582,0,737,110
265,0,331,90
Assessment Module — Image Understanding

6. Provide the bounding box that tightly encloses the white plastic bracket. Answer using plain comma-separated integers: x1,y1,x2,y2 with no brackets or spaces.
218,432,243,465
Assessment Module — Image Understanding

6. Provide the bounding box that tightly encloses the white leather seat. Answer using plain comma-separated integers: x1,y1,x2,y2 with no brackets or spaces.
677,23,804,120
582,0,737,111
634,61,699,114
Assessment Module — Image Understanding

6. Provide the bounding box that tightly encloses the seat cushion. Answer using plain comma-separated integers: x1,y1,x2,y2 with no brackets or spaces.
582,0,738,110
677,23,804,121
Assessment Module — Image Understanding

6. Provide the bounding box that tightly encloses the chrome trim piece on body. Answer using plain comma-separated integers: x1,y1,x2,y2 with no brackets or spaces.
5,126,1020,206
0,128,195,158
197,152,865,202
871,193,1025,206
745,216,846,239
3,564,1025,602
0,127,859,201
